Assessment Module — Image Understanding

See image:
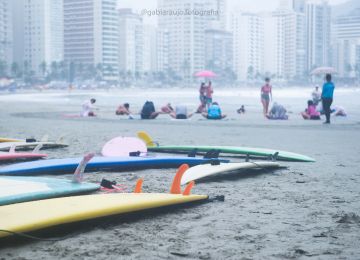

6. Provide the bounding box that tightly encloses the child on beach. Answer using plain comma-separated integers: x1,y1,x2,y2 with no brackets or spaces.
266,102,288,120
261,78,272,117
237,105,246,114
301,100,321,120
202,102,226,120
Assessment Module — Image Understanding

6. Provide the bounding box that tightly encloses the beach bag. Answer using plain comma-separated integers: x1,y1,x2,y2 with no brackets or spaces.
141,101,155,116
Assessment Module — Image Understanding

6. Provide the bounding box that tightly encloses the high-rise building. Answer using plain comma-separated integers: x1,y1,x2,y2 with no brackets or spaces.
305,1,331,72
263,9,306,80
118,8,143,74
0,0,12,72
64,0,118,80
331,8,360,77
231,12,263,81
155,29,169,72
158,0,225,81
12,0,63,77
205,29,233,73
279,0,306,13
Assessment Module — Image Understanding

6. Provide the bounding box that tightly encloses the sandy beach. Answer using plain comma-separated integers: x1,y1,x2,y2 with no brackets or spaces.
0,87,360,259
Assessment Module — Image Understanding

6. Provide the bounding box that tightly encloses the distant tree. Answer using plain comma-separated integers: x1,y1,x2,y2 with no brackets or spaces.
11,62,21,78
0,60,7,77
39,61,47,78
247,66,254,81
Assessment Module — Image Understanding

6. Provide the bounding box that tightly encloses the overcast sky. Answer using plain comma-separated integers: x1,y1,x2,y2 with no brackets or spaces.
118,0,349,25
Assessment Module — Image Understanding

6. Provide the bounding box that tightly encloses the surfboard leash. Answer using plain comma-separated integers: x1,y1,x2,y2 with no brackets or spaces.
0,229,80,242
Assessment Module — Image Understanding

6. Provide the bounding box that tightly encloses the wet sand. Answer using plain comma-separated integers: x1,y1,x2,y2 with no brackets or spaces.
0,89,360,259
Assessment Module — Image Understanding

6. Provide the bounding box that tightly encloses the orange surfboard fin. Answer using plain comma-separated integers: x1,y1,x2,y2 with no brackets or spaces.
134,178,143,193
182,181,195,196
170,164,189,194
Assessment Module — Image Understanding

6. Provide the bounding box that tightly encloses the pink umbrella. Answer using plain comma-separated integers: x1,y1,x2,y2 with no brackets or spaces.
311,67,337,75
194,70,217,78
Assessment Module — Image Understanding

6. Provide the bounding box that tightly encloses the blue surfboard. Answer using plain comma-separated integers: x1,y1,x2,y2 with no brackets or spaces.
0,156,228,176
0,176,99,206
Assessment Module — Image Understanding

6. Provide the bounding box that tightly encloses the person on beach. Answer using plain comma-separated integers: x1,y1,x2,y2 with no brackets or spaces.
237,105,246,114
312,85,321,106
116,103,131,115
301,100,321,120
196,82,207,113
202,102,226,120
334,106,347,117
321,74,335,124
266,102,288,120
169,105,193,119
140,101,160,119
261,78,272,117
205,81,214,109
161,103,174,114
81,98,97,117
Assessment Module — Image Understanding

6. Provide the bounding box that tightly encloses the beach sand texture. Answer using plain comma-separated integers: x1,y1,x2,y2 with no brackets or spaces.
0,88,359,259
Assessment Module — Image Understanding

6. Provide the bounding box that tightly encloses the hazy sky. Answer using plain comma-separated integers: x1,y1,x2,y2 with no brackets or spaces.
119,0,349,25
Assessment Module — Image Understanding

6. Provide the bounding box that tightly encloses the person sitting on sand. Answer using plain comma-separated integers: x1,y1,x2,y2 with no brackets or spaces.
140,101,160,119
169,105,193,119
161,103,174,114
237,105,246,114
266,102,288,120
202,102,226,120
81,98,97,117
116,103,131,115
334,106,347,117
301,100,321,120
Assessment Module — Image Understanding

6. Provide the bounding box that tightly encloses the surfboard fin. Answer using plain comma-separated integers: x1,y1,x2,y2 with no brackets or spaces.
72,153,95,183
245,153,250,162
271,152,279,162
204,149,220,159
9,144,16,153
32,144,43,153
170,164,189,194
187,148,198,157
182,181,195,196
56,135,65,144
134,178,143,193
137,131,157,147
40,134,49,142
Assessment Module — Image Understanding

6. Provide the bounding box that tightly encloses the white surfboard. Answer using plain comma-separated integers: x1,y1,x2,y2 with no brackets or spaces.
181,162,280,185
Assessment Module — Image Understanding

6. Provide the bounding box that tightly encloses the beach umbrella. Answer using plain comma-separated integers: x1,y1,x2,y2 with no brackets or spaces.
310,67,337,75
194,70,217,78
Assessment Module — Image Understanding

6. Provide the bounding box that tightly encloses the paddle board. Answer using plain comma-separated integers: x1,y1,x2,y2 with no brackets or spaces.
102,137,147,157
0,193,207,239
0,156,228,176
137,131,315,162
0,176,99,206
181,162,280,185
0,152,47,162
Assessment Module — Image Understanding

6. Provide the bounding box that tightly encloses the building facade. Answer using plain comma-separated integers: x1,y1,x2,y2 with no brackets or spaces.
64,0,118,80
305,1,331,72
0,0,12,74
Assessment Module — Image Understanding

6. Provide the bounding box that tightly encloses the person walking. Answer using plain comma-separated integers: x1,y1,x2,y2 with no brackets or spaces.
261,78,272,117
321,74,335,124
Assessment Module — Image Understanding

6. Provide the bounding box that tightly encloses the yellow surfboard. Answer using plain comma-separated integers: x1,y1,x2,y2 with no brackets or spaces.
0,138,23,143
0,193,207,238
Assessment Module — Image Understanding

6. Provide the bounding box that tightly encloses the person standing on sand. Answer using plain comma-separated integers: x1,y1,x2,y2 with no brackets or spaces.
261,78,272,116
321,74,335,124
312,85,321,106
196,82,207,113
205,81,214,109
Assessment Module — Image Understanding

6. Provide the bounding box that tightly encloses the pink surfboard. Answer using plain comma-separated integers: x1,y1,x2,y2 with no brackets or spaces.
101,137,147,157
0,152,47,162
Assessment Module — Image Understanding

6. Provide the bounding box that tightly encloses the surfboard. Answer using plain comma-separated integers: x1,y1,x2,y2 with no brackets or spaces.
0,152,47,162
0,141,68,152
181,162,280,185
0,138,23,143
137,131,315,162
102,137,147,157
0,193,207,239
0,176,99,206
0,156,228,176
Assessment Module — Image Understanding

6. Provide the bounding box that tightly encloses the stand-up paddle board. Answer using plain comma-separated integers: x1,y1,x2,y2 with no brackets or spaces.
181,162,280,185
0,152,47,162
0,156,228,176
102,137,147,157
0,166,207,239
137,131,315,162
0,135,68,152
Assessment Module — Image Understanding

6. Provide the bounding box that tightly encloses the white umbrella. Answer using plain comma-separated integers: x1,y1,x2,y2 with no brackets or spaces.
310,67,337,75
